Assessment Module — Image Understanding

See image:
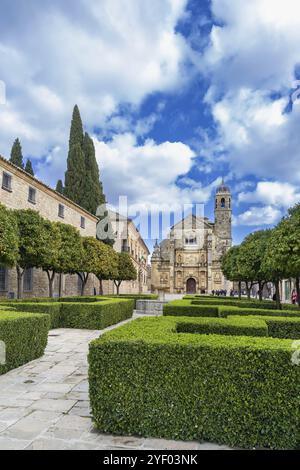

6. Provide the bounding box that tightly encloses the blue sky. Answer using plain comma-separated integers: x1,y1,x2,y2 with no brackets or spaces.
1,0,300,250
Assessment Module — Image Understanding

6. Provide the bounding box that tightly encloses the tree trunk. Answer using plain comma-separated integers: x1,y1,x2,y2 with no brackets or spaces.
258,281,263,301
99,278,103,296
58,273,63,298
246,282,251,300
114,281,121,295
16,266,24,299
296,277,300,308
46,271,56,298
238,281,242,300
275,280,281,310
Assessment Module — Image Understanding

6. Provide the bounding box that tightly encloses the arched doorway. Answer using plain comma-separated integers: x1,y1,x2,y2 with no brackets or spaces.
186,278,196,294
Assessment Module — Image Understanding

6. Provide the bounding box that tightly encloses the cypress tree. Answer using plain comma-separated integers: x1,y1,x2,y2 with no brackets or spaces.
64,144,86,205
25,159,34,176
82,133,105,214
64,105,85,204
10,138,24,169
56,180,64,194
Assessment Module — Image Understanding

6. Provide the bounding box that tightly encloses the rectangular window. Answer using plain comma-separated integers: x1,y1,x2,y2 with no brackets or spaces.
58,204,65,219
28,187,36,204
23,268,33,293
2,172,12,191
80,216,86,229
0,267,8,292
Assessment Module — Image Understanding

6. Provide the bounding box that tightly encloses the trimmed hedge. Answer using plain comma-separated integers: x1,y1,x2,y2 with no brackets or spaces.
219,305,300,319
184,295,300,311
0,311,50,375
5,302,62,329
176,316,267,337
0,298,134,330
89,316,300,450
60,299,134,329
163,301,218,317
232,315,300,340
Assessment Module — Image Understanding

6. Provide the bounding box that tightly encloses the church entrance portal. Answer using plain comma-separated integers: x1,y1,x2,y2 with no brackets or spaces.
186,278,196,294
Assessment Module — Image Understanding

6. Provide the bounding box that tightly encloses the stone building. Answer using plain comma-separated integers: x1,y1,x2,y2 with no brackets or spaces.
151,182,232,294
0,155,100,298
101,211,150,294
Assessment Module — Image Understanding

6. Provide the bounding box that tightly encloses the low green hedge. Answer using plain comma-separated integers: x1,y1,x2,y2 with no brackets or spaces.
232,315,300,340
0,311,50,375
176,316,267,337
185,295,300,311
5,302,62,329
89,316,300,449
60,299,134,329
219,305,300,319
163,301,218,317
0,298,134,330
105,294,159,308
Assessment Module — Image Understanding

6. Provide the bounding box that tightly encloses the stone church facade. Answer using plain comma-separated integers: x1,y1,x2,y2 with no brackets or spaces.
151,182,232,294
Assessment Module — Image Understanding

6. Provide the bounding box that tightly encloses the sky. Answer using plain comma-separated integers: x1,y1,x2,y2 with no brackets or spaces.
1,0,300,250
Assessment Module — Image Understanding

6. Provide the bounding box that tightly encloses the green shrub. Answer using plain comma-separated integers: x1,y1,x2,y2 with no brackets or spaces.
105,294,159,308
163,300,218,317
0,311,50,375
4,302,62,329
232,315,300,340
60,299,134,329
176,316,268,337
89,316,300,450
219,306,300,319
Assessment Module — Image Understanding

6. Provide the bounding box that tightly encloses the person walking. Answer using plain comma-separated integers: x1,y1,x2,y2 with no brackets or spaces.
291,289,297,305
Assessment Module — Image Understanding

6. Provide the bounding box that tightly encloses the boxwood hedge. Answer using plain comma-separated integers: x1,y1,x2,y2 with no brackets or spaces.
163,301,218,317
0,311,50,375
0,298,134,330
60,299,134,330
89,316,300,450
176,316,268,337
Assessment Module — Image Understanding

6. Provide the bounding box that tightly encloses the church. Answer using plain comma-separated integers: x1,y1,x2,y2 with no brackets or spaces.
151,181,232,295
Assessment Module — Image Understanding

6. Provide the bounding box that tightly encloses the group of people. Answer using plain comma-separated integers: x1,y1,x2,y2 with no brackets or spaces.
212,289,228,297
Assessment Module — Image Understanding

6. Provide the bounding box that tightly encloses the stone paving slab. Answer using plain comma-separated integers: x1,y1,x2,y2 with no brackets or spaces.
0,315,231,450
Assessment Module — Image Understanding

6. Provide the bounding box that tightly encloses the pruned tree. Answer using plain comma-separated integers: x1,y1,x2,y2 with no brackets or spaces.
76,237,104,296
221,246,243,299
113,252,137,295
14,209,50,299
40,220,61,297
94,242,118,295
0,204,19,267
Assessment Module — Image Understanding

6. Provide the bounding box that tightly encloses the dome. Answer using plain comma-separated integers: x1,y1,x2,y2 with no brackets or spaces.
216,178,231,194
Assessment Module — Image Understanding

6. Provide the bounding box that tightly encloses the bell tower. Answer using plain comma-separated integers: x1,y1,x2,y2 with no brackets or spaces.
214,178,232,241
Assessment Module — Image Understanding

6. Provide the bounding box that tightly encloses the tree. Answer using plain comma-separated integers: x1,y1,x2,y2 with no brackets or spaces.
0,204,19,267
237,230,271,300
56,180,64,194
221,246,243,299
94,243,118,295
64,105,85,204
262,228,289,310
81,133,105,215
25,159,34,176
113,252,137,295
39,220,61,297
64,144,86,205
267,204,300,307
76,237,105,296
14,210,50,299
10,138,24,169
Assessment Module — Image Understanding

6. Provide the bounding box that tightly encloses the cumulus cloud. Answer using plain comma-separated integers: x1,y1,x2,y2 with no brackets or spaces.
233,205,282,227
0,0,190,185
238,181,300,209
93,133,217,212
201,0,300,183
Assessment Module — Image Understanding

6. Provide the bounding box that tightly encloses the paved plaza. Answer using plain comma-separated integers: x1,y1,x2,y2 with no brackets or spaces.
0,316,230,450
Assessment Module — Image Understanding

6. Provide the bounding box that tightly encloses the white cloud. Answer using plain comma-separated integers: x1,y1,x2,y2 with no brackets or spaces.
201,0,300,183
0,0,190,185
93,133,216,212
238,181,300,209
234,205,282,227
